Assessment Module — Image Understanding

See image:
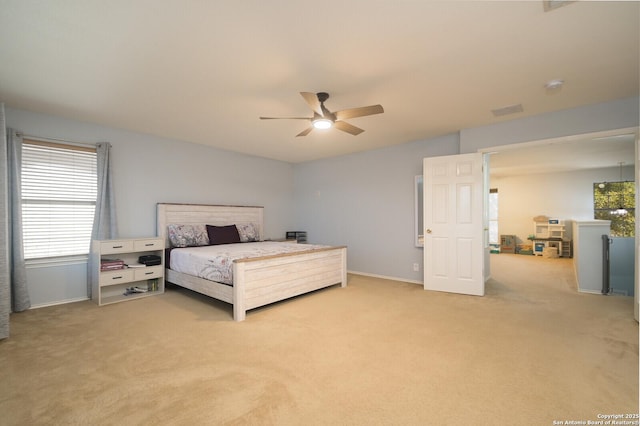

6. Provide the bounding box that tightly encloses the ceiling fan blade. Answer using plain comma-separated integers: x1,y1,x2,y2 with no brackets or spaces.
260,116,311,120
296,127,314,137
334,104,384,121
334,120,364,136
300,92,323,116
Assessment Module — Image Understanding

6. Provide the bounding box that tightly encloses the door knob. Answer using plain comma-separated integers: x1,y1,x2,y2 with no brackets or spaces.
426,229,432,234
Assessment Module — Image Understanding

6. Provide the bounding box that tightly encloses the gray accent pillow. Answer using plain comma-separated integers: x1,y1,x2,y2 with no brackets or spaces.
236,223,260,242
167,224,210,247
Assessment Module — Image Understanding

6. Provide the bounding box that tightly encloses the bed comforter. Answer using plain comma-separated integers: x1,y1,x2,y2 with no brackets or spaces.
169,241,331,285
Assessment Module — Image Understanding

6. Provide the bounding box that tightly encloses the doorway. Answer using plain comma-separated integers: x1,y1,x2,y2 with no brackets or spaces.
480,127,639,320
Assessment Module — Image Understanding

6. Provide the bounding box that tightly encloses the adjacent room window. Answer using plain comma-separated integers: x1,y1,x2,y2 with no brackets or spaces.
593,181,635,237
488,188,499,244
21,139,97,260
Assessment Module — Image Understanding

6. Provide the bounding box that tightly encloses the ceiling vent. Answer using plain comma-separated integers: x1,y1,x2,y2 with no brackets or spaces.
543,1,575,12
491,104,524,117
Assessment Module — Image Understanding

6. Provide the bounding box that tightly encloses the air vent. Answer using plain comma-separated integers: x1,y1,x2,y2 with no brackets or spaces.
491,104,524,117
543,1,575,12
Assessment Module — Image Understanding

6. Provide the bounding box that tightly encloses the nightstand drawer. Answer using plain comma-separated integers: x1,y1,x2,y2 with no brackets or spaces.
99,269,135,286
134,266,163,280
134,239,163,251
100,240,134,254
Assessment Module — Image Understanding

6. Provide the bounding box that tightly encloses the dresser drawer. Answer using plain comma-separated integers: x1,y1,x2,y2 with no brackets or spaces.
134,265,163,280
100,240,134,254
99,269,135,286
134,239,163,251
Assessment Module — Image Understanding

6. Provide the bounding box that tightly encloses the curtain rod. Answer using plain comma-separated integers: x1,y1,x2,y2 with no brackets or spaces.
16,133,101,148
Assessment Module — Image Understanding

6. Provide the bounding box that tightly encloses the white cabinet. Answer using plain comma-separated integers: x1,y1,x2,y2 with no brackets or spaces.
534,221,565,239
91,237,164,306
533,220,568,257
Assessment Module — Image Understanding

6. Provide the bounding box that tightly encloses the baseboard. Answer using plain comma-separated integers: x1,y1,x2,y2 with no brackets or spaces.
611,289,629,296
577,289,603,295
30,296,90,309
348,270,422,286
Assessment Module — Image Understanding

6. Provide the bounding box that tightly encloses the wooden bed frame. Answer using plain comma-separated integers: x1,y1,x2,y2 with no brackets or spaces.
156,203,347,321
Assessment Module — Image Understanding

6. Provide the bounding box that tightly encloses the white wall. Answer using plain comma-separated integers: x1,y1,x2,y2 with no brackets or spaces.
490,165,634,246
460,97,639,153
293,134,459,283
6,107,295,306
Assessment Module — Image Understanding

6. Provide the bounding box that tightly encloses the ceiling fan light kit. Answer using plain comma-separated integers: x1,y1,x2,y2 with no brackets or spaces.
260,92,384,137
312,118,332,130
544,79,564,90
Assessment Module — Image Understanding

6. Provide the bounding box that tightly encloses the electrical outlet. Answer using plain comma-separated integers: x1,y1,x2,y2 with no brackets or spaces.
413,263,420,272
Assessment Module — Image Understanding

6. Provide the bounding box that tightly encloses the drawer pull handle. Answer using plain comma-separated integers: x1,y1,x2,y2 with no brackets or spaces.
112,245,123,249
112,276,122,280
144,272,153,276
144,243,154,246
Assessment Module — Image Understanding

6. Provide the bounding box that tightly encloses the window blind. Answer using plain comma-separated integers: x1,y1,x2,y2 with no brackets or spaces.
21,139,97,259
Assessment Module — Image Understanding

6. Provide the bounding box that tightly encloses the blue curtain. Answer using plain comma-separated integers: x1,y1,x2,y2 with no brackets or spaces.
6,129,29,313
0,104,8,339
0,104,31,339
88,142,117,297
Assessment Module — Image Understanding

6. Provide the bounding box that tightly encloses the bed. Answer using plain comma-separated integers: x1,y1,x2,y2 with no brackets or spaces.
156,203,347,321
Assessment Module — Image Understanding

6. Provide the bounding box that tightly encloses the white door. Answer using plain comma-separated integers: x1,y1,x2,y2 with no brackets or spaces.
423,153,485,296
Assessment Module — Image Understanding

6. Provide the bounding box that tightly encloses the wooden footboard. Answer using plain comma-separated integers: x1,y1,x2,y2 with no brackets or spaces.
232,246,347,321
165,246,347,321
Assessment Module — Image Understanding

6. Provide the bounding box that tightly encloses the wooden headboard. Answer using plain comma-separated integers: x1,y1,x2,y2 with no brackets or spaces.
156,203,265,248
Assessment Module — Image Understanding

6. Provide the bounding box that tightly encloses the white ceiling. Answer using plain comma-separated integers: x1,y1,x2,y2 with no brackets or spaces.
489,132,637,177
0,1,638,164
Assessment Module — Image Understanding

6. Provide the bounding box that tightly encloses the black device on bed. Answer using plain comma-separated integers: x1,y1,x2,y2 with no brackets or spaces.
139,255,161,266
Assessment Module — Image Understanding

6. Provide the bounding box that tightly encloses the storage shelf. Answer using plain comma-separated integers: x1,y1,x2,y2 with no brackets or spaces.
91,237,165,306
100,290,162,306
534,220,565,239
532,220,571,257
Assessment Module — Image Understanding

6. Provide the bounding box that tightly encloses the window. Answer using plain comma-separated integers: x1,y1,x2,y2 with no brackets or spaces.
593,181,635,237
21,139,97,260
488,188,498,244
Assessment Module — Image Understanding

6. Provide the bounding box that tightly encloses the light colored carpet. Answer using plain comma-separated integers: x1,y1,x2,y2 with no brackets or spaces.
1,254,637,425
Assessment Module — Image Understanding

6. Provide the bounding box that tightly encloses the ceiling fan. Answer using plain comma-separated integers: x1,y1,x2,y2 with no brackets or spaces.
260,92,384,137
